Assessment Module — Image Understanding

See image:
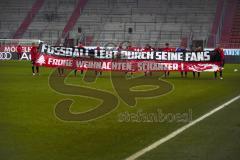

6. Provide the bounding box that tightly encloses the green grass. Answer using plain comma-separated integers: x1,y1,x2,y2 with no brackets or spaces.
139,98,240,160
0,60,240,160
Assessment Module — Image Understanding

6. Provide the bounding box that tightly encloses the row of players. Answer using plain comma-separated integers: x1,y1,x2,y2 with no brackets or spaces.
27,42,224,79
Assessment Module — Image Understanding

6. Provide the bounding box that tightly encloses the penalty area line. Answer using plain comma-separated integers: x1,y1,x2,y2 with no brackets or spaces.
125,95,240,160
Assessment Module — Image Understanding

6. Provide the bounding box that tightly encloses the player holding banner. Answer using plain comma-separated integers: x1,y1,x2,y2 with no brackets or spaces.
163,43,171,78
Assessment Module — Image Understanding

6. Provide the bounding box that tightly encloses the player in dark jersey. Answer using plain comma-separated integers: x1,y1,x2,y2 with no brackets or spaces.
17,44,23,60
95,45,102,76
74,42,85,77
176,46,187,78
214,45,225,79
193,46,202,78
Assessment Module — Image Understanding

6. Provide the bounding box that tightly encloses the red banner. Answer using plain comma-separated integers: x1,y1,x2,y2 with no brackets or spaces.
35,54,221,72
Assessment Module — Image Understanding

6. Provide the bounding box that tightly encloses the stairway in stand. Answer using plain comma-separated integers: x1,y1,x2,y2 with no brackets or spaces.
13,0,45,39
220,0,240,48
229,0,240,44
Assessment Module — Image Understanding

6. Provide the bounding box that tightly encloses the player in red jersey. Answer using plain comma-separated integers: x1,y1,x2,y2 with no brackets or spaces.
163,43,171,78
214,44,225,79
143,44,153,76
17,44,23,60
30,43,39,76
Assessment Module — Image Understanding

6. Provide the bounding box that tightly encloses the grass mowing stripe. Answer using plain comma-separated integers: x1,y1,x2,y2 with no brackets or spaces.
125,94,240,160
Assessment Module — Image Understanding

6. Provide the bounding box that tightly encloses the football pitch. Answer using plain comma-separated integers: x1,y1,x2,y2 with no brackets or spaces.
0,61,240,160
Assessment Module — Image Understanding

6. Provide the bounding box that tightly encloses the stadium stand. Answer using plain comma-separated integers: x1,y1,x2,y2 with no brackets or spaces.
0,0,35,38
225,0,240,47
13,0,45,39
73,0,217,48
0,0,239,48
219,0,240,48
23,0,79,44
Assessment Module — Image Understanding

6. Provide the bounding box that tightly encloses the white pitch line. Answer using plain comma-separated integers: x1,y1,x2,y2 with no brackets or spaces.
125,95,240,160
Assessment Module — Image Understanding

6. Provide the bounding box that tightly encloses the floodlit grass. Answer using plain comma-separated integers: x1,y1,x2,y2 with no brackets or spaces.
0,60,240,160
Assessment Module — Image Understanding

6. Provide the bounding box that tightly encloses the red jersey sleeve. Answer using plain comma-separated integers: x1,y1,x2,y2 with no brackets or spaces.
30,47,38,60
220,49,224,60
163,47,171,52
